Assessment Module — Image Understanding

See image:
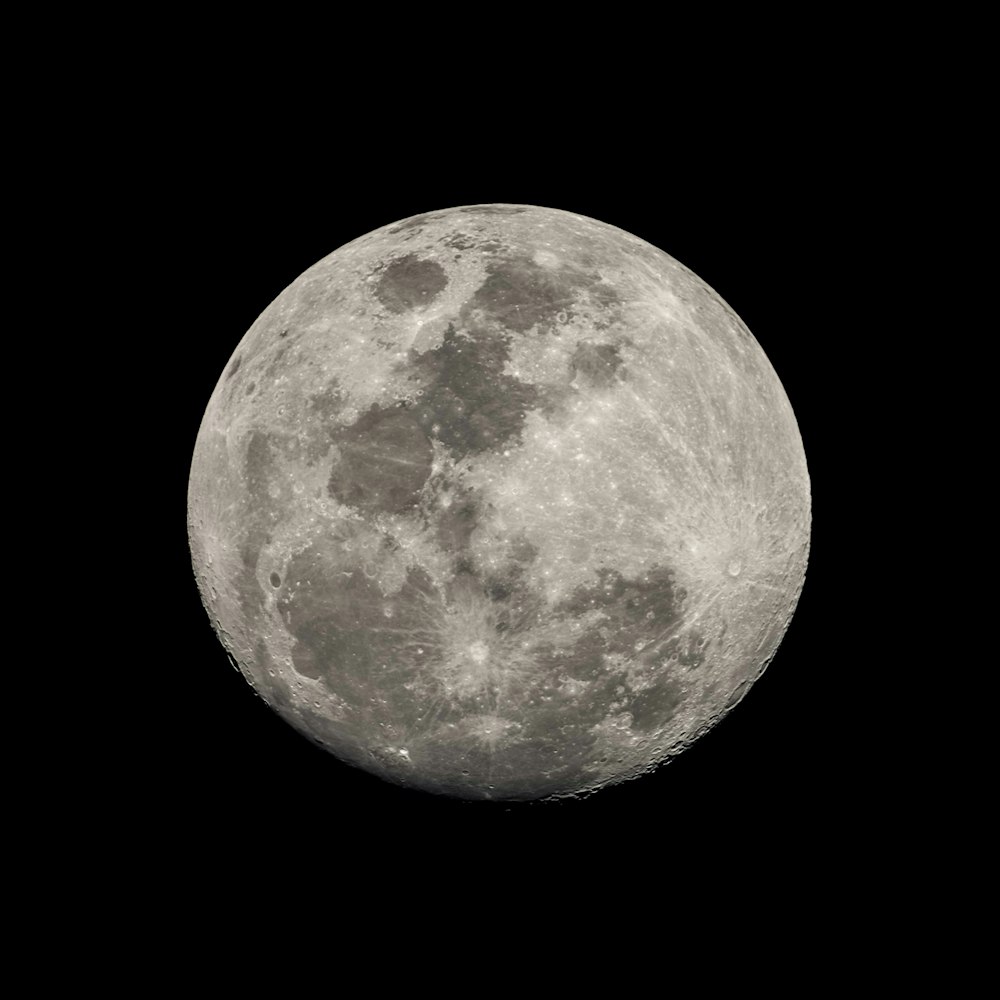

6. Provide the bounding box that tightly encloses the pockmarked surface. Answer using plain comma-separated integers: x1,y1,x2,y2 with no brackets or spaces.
188,205,811,800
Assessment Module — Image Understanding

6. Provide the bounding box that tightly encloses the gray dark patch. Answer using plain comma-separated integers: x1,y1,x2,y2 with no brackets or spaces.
509,535,538,565
374,254,448,313
469,255,576,333
278,328,289,338
236,431,283,621
226,355,242,380
328,405,433,515
482,537,538,610
269,572,281,588
512,565,689,737
628,678,683,731
534,625,606,684
264,343,290,379
278,554,438,710
245,381,256,395
434,486,480,553
557,566,682,655
570,341,624,388
408,322,541,457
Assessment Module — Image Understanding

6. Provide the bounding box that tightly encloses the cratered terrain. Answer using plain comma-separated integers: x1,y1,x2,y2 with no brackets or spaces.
187,204,811,801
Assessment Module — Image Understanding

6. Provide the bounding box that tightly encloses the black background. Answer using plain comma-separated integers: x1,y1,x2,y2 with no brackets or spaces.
128,109,891,896
15,13,972,962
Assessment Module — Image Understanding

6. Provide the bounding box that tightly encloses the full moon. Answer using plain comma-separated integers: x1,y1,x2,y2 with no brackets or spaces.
187,204,810,800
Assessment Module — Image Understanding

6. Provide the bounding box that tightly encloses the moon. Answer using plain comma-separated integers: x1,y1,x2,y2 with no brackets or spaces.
187,204,810,801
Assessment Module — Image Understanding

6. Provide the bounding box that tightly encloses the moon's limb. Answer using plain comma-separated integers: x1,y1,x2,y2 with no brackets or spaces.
187,204,810,800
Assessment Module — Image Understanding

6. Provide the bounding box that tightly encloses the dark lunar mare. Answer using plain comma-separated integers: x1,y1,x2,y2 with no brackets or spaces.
269,508,700,797
328,406,434,516
406,322,540,458
373,254,448,313
570,341,624,387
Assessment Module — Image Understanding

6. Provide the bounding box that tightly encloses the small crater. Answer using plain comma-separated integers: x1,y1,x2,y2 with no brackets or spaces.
225,355,242,380
269,572,281,588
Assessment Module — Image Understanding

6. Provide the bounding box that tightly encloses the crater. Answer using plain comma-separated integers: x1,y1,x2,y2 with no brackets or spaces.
628,678,683,731
443,232,477,251
662,631,707,670
373,255,448,313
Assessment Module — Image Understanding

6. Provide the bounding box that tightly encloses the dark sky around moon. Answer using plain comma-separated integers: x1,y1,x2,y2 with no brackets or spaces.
36,37,966,969
128,126,882,885
47,29,957,927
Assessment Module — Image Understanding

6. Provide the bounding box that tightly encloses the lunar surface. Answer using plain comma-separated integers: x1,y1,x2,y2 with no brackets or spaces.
187,204,810,800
